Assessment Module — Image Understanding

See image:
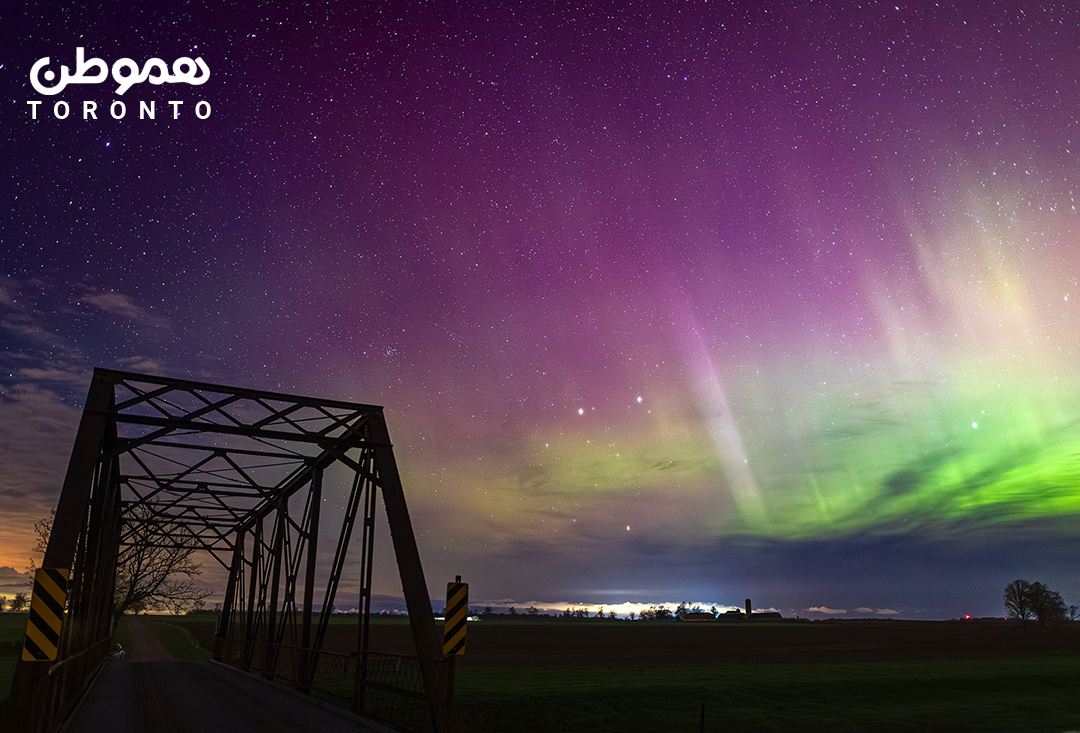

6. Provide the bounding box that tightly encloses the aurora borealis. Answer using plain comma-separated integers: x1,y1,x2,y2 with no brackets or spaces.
3,1,1080,618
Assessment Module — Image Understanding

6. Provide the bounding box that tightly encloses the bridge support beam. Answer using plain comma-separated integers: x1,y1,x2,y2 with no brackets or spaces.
8,369,452,733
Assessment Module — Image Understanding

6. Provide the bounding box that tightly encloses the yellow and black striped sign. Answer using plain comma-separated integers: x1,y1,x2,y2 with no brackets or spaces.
442,581,468,656
22,568,70,662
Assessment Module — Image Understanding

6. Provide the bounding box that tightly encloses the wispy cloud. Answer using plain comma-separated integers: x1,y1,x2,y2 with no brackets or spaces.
16,367,88,383
0,312,67,348
116,355,168,375
0,383,81,567
81,288,151,321
807,606,847,615
0,278,170,386
855,606,900,615
80,287,169,336
0,566,31,596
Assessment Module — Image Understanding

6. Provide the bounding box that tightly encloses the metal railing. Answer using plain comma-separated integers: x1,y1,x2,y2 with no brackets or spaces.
18,638,111,733
217,639,447,733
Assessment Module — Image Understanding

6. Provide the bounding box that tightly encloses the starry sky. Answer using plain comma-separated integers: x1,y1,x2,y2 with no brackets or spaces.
3,1,1080,619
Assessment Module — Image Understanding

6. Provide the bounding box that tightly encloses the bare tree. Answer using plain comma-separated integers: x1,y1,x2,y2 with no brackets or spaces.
1004,579,1034,622
32,505,211,621
10,592,29,612
25,510,57,586
113,504,212,617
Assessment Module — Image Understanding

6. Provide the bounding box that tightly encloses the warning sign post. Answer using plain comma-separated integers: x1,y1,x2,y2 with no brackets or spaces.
443,578,468,656
22,568,70,662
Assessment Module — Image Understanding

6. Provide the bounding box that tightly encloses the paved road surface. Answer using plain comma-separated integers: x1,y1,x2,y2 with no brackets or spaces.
67,661,387,733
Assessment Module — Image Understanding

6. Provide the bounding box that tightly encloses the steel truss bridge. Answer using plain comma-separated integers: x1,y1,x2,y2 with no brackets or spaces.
4,369,452,733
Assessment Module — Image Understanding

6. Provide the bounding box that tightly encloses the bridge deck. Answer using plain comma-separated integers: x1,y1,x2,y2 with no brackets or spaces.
67,661,389,733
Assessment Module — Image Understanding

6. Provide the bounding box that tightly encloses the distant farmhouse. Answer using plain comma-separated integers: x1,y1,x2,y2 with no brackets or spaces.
681,599,784,622
683,612,717,622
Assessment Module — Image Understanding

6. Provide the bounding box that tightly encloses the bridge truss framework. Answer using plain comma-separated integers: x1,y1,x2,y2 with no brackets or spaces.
5,369,450,732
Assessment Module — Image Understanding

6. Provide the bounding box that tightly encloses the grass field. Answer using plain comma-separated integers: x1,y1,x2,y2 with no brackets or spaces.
0,612,27,642
114,615,133,657
0,613,27,703
455,655,1080,732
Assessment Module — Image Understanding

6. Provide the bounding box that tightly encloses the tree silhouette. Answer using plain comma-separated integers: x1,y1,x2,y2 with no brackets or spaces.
1030,583,1067,626
33,506,211,620
1003,579,1034,622
10,592,29,612
1005,579,1070,626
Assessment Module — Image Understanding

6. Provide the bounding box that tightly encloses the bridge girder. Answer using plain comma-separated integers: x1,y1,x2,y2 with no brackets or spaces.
5,369,449,733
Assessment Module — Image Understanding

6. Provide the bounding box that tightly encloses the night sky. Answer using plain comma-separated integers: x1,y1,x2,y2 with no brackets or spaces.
3,1,1080,619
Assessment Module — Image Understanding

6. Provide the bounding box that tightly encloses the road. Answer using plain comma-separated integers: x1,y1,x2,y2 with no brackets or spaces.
125,617,171,663
67,661,388,733
67,619,387,733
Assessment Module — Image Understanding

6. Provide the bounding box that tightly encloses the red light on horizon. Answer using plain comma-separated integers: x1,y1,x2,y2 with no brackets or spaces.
964,614,971,619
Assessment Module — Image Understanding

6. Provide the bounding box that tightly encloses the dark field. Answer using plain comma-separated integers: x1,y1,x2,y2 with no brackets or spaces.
169,617,1080,730
455,655,1080,732
13,616,1080,730
175,617,1080,667
0,613,24,703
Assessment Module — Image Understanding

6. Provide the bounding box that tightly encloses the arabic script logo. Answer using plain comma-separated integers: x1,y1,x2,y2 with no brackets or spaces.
31,47,209,96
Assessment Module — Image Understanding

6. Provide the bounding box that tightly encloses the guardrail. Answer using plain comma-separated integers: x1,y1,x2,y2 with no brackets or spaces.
22,637,111,733
217,639,447,733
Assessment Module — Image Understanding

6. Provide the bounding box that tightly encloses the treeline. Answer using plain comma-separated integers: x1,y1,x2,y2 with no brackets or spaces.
0,593,29,612
1004,579,1078,625
476,602,722,621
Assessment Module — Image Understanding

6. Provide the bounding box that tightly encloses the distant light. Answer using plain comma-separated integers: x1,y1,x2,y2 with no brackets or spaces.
636,395,643,403
964,614,971,619
578,407,584,415
105,141,110,147
626,525,630,531
972,422,978,429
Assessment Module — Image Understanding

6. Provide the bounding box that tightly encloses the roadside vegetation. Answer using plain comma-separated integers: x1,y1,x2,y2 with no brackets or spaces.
141,618,211,662
0,612,26,703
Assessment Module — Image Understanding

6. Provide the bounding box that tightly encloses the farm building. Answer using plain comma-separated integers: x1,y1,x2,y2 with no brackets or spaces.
683,612,716,622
